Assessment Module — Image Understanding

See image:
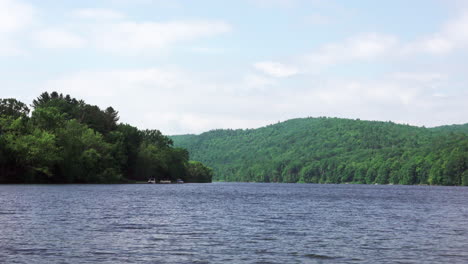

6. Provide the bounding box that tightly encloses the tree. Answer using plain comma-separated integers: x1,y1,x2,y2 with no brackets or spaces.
31,107,66,132
55,120,116,183
3,128,61,182
186,161,213,183
428,160,444,185
1,92,212,184
142,129,173,147
0,98,30,118
171,117,468,185
375,162,389,184
444,148,467,185
117,124,142,179
104,107,119,132
462,170,468,186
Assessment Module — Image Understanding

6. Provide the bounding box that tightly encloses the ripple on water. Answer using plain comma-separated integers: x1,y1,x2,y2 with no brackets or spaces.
0,183,467,264
303,253,339,260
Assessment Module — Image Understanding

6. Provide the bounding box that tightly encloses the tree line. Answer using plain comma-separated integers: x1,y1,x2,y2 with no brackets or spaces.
171,117,468,186
0,92,212,183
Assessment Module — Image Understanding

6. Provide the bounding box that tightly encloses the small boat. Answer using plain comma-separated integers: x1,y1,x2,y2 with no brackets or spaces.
159,180,171,184
147,178,156,184
176,179,184,184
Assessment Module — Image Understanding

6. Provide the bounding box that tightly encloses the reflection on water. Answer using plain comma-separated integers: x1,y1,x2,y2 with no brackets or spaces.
0,183,467,263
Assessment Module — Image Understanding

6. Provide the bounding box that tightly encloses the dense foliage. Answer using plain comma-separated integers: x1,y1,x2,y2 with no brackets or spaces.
0,92,212,183
171,117,468,186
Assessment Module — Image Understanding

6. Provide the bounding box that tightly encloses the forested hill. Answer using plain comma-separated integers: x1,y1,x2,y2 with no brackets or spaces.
0,92,212,184
171,117,468,186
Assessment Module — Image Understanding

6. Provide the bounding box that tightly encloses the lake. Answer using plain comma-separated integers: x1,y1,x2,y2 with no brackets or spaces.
0,183,467,263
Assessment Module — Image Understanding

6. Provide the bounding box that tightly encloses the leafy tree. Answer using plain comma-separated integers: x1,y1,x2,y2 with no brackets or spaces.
0,92,210,184
172,117,468,185
186,161,213,183
4,128,61,182
462,170,468,186
0,98,30,118
31,107,66,132
117,124,143,179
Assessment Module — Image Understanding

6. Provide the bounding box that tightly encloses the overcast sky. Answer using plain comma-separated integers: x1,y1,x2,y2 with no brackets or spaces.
1,0,467,134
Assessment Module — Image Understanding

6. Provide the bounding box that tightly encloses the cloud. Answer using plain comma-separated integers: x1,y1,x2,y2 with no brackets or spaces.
0,0,34,56
43,67,293,134
251,0,298,8
93,21,231,55
2,2,229,55
73,8,126,20
404,11,468,55
308,79,418,107
33,29,87,49
249,33,399,77
0,0,34,33
244,74,277,88
255,10,468,75
306,33,399,69
405,35,454,55
46,68,189,95
258,11,468,73
43,68,268,134
287,73,467,127
2,1,231,56
105,0,182,8
41,66,467,134
0,36,24,56
392,72,448,83
27,15,231,55
253,61,299,78
4,0,467,134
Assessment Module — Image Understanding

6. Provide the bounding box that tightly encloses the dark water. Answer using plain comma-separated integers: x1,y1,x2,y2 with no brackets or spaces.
0,183,467,264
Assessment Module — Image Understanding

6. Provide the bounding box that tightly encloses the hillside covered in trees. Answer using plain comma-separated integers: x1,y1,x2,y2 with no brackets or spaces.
171,118,468,186
0,92,212,183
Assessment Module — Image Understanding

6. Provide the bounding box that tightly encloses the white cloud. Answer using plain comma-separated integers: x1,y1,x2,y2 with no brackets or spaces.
405,35,454,55
105,0,182,8
44,68,268,134
251,33,399,76
0,0,34,33
244,74,277,88
257,11,468,75
46,68,189,96
306,33,399,70
251,0,298,8
288,74,467,127
73,8,126,20
392,72,448,83
3,0,467,133
0,2,229,55
33,29,87,49
260,11,468,73
0,0,34,56
404,11,468,55
309,79,418,107
0,36,24,56
253,61,299,78
28,18,231,55
41,67,467,134
93,20,231,55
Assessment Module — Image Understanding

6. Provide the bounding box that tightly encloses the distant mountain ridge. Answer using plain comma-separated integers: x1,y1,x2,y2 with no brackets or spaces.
171,117,468,186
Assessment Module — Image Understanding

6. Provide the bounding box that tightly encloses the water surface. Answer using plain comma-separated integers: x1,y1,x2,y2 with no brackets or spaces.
1,183,467,263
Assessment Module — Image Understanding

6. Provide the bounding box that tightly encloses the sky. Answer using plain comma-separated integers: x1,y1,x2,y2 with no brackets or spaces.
1,0,467,134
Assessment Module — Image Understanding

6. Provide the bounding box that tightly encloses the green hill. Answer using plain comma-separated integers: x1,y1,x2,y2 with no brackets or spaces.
171,117,468,186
